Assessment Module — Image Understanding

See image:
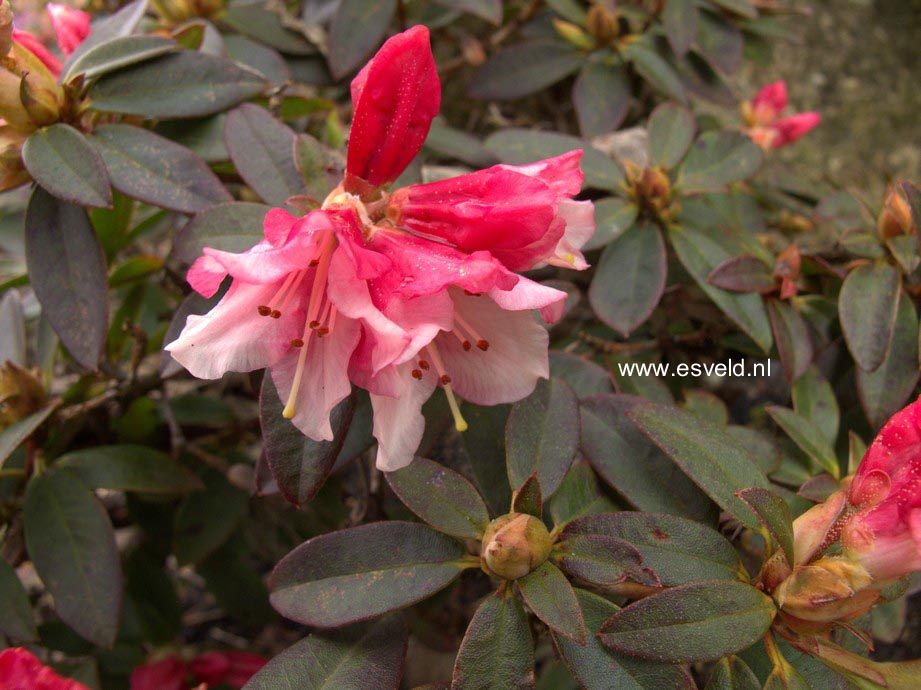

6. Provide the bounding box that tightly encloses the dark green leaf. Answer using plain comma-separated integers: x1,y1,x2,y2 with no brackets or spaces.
220,4,316,56
470,40,582,100
124,549,182,645
0,556,37,642
462,403,513,517
173,468,248,564
554,590,695,690
224,34,291,85
548,352,614,398
857,291,920,429
386,457,490,539
573,62,630,138
556,533,655,587
676,132,763,193
670,226,773,352
736,487,794,565
589,222,667,337
173,201,269,264
0,403,57,465
327,0,397,78
681,390,729,426
260,377,355,507
451,594,534,690
61,0,148,70
506,378,578,498
425,120,497,168
705,656,761,690
628,402,770,529
24,469,122,647
243,615,408,690
710,0,757,18
695,11,744,74
625,41,686,102
435,0,502,24
65,35,177,83
56,445,203,493
225,104,303,206
840,263,901,373
517,561,585,643
580,395,715,521
768,299,813,382
25,188,108,369
89,51,266,118
294,133,337,200
23,125,111,208
766,405,839,478
511,473,543,518
485,129,624,191
270,522,464,627
156,114,229,163
707,256,775,293
562,512,744,586
547,460,618,527
584,197,638,251
663,0,699,56
92,124,232,213
647,102,696,169
599,581,776,663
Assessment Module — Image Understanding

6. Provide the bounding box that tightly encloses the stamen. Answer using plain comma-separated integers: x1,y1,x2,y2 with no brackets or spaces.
454,312,489,351
418,360,430,370
257,306,272,316
424,343,467,432
450,328,472,350
283,230,336,419
291,338,304,348
270,310,281,319
411,369,423,379
477,339,489,351
276,269,308,314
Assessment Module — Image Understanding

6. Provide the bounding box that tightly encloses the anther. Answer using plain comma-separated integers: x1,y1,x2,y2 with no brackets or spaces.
418,360,430,370
441,374,452,385
270,310,281,319
258,306,272,316
462,341,472,351
316,327,330,337
477,339,490,351
291,338,304,348
309,320,320,329
309,258,319,267
412,369,423,379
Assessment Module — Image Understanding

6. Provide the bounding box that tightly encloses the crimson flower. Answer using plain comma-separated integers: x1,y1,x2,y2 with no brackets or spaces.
0,647,90,690
10,3,90,77
167,26,593,470
131,651,267,690
742,81,821,150
840,397,921,581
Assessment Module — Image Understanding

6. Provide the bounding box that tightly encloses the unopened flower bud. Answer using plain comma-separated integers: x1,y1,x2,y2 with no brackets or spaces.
552,19,595,51
585,4,619,43
0,362,46,429
773,556,877,624
638,166,671,208
460,34,486,67
0,0,12,57
877,187,914,239
481,513,551,580
20,73,60,126
0,68,32,132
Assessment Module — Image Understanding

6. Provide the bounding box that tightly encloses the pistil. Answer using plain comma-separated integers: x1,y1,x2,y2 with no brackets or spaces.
425,342,468,432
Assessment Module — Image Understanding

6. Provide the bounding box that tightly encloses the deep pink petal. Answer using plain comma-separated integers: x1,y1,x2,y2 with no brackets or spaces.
752,81,787,124
435,288,550,405
166,281,301,378
346,25,440,189
0,648,93,690
129,657,186,690
187,254,228,298
12,31,62,76
499,150,584,196
263,207,300,247
368,363,437,471
770,112,821,147
270,315,360,441
47,4,90,56
487,275,568,324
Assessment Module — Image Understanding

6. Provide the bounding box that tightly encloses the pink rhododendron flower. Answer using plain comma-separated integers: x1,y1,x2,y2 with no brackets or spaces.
743,81,821,150
0,647,91,690
10,3,90,76
840,396,921,581
167,25,593,470
189,650,267,687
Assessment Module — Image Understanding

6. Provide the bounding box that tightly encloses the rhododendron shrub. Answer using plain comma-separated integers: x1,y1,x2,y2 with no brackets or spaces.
3,0,921,687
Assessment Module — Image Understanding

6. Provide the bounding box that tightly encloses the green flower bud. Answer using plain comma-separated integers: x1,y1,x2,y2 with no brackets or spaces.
481,513,551,580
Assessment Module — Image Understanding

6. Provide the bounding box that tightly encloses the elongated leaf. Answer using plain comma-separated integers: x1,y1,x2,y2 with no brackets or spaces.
386,457,490,539
556,533,655,587
243,615,408,690
220,4,316,56
89,51,267,118
518,561,585,643
506,378,578,498
736,487,794,565
425,121,497,169
648,102,696,169
0,556,37,642
625,42,686,102
435,0,502,24
225,104,303,205
589,223,667,337
548,352,614,398
451,594,533,690
0,403,57,465
766,405,839,478
270,522,464,627
548,461,618,528
768,299,813,382
791,367,839,448
580,395,714,521
485,129,624,191
840,263,901,373
327,0,397,78
62,0,149,70
173,467,249,564
573,62,630,138
471,40,582,100
461,403,513,517
628,402,770,529
23,125,111,208
24,469,122,646
584,197,638,251
599,581,776,663
858,291,920,429
56,445,203,493
294,133,337,199
92,124,231,213
25,188,108,369
173,202,269,263
705,656,761,690
707,256,775,293
676,132,762,193
511,472,543,518
555,590,695,690
670,226,773,352
562,512,744,586
695,11,743,74
65,35,177,83
663,0,699,56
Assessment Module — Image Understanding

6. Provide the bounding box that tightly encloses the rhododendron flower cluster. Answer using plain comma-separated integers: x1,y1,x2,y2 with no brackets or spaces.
0,647,90,690
742,81,821,150
167,26,594,470
130,650,267,690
